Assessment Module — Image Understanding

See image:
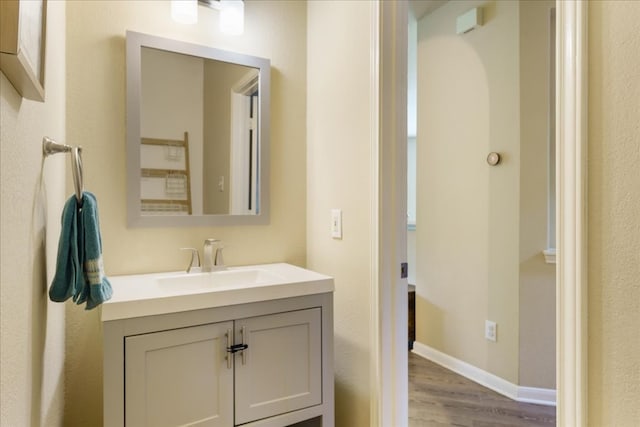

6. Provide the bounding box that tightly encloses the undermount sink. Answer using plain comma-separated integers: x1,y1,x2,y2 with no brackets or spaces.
157,268,284,291
102,263,334,321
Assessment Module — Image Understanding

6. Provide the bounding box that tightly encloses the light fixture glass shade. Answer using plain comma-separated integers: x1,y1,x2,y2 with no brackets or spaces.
171,0,198,24
219,0,244,35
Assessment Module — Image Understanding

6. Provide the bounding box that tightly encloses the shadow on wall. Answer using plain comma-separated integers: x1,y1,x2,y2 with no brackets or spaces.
64,307,103,425
414,296,444,350
29,169,49,425
332,334,370,426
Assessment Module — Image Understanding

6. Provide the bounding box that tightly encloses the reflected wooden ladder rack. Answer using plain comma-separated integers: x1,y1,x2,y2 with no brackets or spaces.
141,131,192,215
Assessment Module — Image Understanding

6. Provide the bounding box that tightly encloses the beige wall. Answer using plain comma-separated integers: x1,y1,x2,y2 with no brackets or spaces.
588,1,640,425
0,1,66,425
306,1,374,425
518,0,556,389
64,1,307,424
416,0,521,384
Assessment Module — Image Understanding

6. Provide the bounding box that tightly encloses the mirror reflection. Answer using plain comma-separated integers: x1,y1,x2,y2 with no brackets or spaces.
140,47,260,216
126,31,270,227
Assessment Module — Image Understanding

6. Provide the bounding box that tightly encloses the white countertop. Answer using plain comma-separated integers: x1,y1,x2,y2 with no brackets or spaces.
101,263,334,321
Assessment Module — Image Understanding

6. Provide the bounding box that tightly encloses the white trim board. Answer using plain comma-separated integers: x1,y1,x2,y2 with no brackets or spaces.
555,1,589,425
370,1,409,426
412,341,557,407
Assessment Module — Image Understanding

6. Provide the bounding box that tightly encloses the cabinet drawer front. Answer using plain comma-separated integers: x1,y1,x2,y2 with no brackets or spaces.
125,322,234,427
235,308,322,424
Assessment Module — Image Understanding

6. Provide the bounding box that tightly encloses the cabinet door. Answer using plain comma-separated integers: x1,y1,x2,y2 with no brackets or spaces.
235,308,322,424
125,322,234,427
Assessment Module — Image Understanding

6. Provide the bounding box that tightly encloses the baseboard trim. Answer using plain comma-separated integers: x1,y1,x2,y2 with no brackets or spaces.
412,341,556,407
517,386,557,406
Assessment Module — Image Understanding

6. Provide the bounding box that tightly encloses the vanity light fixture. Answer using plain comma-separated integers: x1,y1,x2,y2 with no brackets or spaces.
199,0,245,35
171,0,198,24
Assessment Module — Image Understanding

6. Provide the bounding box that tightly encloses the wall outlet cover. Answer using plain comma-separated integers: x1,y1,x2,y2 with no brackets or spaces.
485,320,497,342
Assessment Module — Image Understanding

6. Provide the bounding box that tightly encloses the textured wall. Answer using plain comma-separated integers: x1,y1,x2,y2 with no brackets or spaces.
306,1,374,425
64,1,307,424
588,1,640,425
0,1,66,425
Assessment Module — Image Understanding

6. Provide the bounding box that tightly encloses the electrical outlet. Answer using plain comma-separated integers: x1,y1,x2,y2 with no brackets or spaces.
485,320,497,342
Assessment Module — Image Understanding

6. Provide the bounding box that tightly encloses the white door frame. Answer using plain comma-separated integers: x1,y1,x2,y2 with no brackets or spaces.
554,1,588,425
371,1,588,426
369,1,409,426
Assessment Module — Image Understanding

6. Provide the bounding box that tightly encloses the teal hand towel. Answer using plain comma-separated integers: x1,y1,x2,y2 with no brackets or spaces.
49,192,112,309
49,195,84,302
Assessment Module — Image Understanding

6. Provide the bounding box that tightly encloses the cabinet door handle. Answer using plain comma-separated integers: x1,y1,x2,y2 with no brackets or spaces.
226,326,249,364
240,326,247,365
225,329,233,369
227,343,248,353
225,327,248,366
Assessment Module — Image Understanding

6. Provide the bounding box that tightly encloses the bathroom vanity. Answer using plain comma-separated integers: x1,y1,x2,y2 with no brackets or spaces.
102,263,334,427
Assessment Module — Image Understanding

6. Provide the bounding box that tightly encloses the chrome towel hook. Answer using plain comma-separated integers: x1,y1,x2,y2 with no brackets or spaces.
42,137,84,204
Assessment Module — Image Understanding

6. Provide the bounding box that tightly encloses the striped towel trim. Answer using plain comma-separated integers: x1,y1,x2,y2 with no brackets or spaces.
84,257,105,285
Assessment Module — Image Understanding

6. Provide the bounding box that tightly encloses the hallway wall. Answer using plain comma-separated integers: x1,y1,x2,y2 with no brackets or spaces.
414,0,556,389
517,0,556,389
415,0,521,385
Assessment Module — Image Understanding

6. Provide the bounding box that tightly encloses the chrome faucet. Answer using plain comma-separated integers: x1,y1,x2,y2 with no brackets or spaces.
203,239,225,272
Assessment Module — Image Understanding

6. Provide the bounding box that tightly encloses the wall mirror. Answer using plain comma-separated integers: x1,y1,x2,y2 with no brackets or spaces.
126,31,270,227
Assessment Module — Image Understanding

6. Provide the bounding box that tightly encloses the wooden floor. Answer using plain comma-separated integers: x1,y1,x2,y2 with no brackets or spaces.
409,352,556,426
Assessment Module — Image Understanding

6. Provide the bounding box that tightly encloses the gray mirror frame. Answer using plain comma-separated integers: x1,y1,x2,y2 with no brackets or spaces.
126,30,270,227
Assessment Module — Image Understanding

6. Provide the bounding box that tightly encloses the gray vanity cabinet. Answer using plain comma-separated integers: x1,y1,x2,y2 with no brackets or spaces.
103,293,334,427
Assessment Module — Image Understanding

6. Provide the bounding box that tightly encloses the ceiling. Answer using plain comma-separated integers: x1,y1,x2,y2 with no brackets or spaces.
408,0,449,20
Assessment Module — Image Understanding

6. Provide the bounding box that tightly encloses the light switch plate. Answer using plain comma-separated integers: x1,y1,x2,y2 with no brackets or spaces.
331,209,342,239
